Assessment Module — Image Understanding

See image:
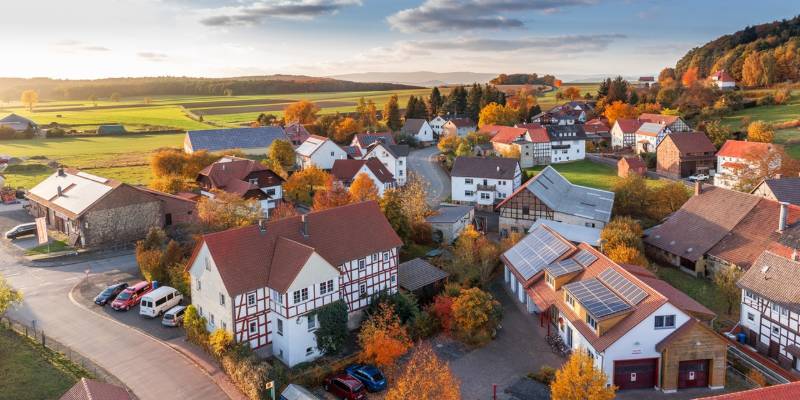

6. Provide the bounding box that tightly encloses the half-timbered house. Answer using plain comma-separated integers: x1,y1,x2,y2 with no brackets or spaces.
186,201,402,367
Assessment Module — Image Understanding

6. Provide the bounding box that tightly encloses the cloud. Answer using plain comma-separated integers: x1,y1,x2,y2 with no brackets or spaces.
138,52,169,61
199,0,362,26
54,40,111,52
387,0,597,33
408,34,625,53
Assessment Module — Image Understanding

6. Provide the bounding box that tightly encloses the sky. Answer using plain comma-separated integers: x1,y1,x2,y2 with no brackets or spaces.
0,0,797,80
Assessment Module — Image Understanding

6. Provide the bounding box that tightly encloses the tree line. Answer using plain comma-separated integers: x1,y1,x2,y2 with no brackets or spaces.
489,73,558,86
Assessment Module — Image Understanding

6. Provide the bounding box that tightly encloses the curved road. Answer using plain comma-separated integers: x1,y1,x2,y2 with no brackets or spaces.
408,146,451,206
0,209,229,400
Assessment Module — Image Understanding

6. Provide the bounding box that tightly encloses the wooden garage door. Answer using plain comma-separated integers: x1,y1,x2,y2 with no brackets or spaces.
614,358,658,390
678,359,709,389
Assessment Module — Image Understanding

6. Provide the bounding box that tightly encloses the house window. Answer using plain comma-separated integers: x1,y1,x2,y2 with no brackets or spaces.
391,275,396,284
465,178,473,184
293,288,309,304
522,206,530,216
781,306,790,317
306,347,314,356
585,222,596,228
359,259,366,271
465,190,474,197
219,293,226,306
585,314,597,330
249,321,258,334
277,318,283,336
308,315,317,331
205,258,211,270
399,170,404,176
320,279,334,295
266,188,276,196
565,293,575,308
196,278,202,291
772,326,780,334
247,293,256,306
654,315,676,329
383,252,390,262
249,178,258,185
747,312,755,321
330,151,335,157
359,283,367,297
546,273,555,288
209,313,215,326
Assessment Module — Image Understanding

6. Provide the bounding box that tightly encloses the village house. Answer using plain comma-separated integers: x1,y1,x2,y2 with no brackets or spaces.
752,176,800,206
26,168,168,248
429,115,447,138
633,76,656,88
284,122,311,146
60,378,133,400
532,102,593,125
361,141,409,186
714,140,782,190
196,156,284,214
634,122,671,154
295,135,348,170
638,113,692,133
700,381,800,399
331,158,395,196
611,119,642,149
496,166,613,235
425,204,475,244
545,125,587,163
710,70,736,90
350,132,395,153
502,225,726,393
618,157,647,178
583,118,611,144
442,118,476,137
400,118,434,144
186,201,402,367
483,124,550,168
450,156,521,209
645,183,800,277
184,127,288,155
0,113,39,134
656,133,717,179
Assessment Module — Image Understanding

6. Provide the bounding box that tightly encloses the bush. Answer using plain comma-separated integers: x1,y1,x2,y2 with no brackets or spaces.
409,310,440,340
774,88,792,105
3,163,51,174
46,128,66,138
209,329,233,358
221,352,275,400
529,365,557,384
313,300,349,356
183,305,209,347
366,291,420,324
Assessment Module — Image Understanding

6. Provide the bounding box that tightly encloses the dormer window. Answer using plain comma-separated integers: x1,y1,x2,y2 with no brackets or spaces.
545,273,555,288
565,292,575,309
249,178,258,185
585,314,597,330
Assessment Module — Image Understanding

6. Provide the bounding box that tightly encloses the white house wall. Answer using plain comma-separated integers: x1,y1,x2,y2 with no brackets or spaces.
188,243,234,334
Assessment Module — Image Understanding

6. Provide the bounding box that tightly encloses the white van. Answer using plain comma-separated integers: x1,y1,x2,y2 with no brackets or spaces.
139,286,183,318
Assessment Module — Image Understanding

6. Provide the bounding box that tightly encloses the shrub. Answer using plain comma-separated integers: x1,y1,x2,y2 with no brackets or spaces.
3,163,50,174
366,290,420,324
451,288,502,347
409,310,440,340
529,365,557,384
313,300,349,356
183,305,209,347
46,128,66,138
757,94,775,106
221,352,274,400
209,329,234,358
774,88,792,105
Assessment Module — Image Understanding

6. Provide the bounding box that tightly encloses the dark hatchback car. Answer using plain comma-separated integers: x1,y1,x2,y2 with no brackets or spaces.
4,223,37,240
323,373,367,400
345,364,387,392
94,283,129,306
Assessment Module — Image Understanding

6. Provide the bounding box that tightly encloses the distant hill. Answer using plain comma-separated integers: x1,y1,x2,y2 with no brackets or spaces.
329,71,498,87
0,75,421,101
675,15,800,84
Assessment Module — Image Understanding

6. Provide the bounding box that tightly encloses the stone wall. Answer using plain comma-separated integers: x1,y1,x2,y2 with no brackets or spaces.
82,201,161,247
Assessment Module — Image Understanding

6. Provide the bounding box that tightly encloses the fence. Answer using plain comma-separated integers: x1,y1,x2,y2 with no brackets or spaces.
0,315,137,398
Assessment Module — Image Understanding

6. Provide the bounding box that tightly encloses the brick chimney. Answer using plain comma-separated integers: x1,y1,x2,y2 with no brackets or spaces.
694,181,703,196
257,218,267,234
779,202,789,233
301,214,308,237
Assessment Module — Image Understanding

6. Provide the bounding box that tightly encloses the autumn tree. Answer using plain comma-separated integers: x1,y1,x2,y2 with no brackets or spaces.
747,120,774,143
658,67,677,84
602,101,639,125
431,295,455,334
647,182,691,221
478,102,517,127
267,139,295,169
384,94,402,132
380,188,412,243
197,191,262,232
732,145,797,192
438,133,461,155
386,344,460,400
333,117,361,144
562,87,581,101
269,202,298,221
681,66,699,86
0,274,22,316
313,184,353,211
358,303,412,368
714,265,743,315
399,173,431,225
606,245,649,267
284,100,319,124
283,166,332,204
551,350,616,400
702,120,733,148
20,90,38,112
149,175,191,194
742,51,777,87
429,87,443,116
601,217,648,267
349,172,379,202
450,225,500,287
612,174,650,217
451,287,501,346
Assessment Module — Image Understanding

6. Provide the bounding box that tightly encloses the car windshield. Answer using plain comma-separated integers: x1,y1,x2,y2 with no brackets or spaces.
116,291,131,300
367,370,384,380
163,314,174,320
101,287,116,295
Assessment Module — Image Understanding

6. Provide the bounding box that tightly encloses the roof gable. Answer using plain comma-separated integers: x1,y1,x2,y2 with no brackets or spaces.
661,132,716,155
717,140,777,158
27,169,122,218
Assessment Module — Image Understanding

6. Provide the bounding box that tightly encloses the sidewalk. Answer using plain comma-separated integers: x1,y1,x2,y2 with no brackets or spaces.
165,338,249,400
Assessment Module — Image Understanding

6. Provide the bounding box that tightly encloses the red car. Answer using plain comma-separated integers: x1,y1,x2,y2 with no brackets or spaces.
323,373,367,400
111,281,152,311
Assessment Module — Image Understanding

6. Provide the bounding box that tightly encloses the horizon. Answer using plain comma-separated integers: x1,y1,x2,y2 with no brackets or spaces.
1,1,797,80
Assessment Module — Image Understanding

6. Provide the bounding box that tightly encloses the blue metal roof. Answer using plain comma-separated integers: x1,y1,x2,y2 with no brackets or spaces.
186,127,287,152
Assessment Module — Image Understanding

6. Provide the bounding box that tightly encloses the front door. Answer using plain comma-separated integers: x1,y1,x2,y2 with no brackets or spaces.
769,341,780,360
678,359,709,389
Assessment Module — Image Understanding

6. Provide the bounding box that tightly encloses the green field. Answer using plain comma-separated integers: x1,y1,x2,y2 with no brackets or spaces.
524,159,663,191
0,327,88,400
721,89,800,158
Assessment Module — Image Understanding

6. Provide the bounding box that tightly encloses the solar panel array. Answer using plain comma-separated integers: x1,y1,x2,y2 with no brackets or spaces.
598,268,648,305
504,227,571,280
545,259,583,277
573,249,598,267
564,279,631,318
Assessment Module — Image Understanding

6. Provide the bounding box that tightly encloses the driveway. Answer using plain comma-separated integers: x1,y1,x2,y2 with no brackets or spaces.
0,208,230,400
408,146,450,206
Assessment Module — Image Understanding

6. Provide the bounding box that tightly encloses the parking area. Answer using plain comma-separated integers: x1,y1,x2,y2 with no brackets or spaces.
0,202,36,252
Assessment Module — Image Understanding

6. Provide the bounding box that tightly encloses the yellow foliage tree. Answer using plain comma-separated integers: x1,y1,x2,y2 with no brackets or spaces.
283,166,332,204
267,139,295,169
602,101,639,126
747,120,774,143
349,172,379,202
551,350,616,400
451,287,501,346
332,117,361,144
20,90,38,112
208,329,233,358
606,245,648,267
358,303,412,368
478,102,518,127
148,175,191,194
0,274,23,316
284,100,319,124
197,191,262,232
312,184,353,211
386,344,460,400
438,133,461,154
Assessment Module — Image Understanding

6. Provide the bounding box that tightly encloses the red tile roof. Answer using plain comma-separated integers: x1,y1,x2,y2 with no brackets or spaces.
697,381,800,400
448,118,475,128
614,118,643,133
189,201,402,295
60,378,132,400
710,70,735,83
638,113,681,125
717,140,778,159
484,124,548,144
619,157,646,170
197,156,283,195
331,158,395,184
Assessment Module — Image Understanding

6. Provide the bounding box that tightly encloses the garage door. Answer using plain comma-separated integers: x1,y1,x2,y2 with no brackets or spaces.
678,359,709,389
614,358,658,390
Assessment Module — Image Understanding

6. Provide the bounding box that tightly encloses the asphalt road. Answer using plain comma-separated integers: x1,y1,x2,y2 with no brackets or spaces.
408,146,451,206
0,208,229,400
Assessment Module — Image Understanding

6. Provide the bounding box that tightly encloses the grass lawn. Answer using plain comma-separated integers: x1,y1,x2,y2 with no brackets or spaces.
0,326,89,400
653,264,738,324
523,159,665,192
25,240,71,256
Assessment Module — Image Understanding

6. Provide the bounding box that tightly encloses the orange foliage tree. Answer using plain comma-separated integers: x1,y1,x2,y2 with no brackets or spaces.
358,303,412,368
562,87,581,100
681,66,699,86
312,184,353,211
431,295,455,334
269,202,298,221
283,166,332,204
602,101,639,125
332,117,362,144
385,343,460,400
284,100,319,124
349,172,379,202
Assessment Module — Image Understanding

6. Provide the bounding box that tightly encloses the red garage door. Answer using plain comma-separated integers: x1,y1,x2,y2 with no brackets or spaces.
614,358,658,390
678,359,709,389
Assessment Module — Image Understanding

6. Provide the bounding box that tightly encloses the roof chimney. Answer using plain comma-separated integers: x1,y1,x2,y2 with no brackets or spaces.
301,214,308,237
779,202,789,233
57,185,63,197
57,167,65,177
496,166,500,172
694,181,703,196
257,218,267,234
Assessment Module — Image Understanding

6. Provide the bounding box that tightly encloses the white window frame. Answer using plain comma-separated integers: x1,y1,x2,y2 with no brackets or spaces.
219,293,226,306
247,293,256,306
307,315,317,331
249,320,258,334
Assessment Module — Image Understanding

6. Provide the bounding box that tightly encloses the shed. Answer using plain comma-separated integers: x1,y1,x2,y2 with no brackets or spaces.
97,124,126,135
618,157,647,178
398,258,449,300
426,205,474,243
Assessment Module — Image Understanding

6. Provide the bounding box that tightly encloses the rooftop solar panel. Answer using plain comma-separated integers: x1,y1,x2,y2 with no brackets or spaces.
564,279,631,318
503,226,571,280
573,249,598,267
545,259,583,277
598,268,648,305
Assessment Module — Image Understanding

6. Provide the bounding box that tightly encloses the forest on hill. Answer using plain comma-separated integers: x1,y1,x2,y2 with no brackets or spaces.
0,76,420,101
676,15,800,86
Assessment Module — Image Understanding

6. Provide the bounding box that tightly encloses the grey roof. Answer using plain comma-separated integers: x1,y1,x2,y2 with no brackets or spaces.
398,258,449,291
387,144,410,157
97,125,126,135
520,166,613,223
426,205,473,224
451,157,519,180
186,127,287,152
0,113,36,126
545,125,587,141
758,178,800,206
401,119,426,135
529,219,602,247
738,251,800,313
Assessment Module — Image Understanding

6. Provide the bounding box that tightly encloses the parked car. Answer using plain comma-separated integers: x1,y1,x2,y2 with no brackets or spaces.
323,374,367,400
279,384,323,400
94,283,128,306
139,286,183,318
5,222,36,240
345,364,387,392
161,305,187,327
688,174,709,182
111,281,152,311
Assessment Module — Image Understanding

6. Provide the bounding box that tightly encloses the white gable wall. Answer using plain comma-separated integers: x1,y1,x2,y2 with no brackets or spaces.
188,243,234,334
414,121,434,143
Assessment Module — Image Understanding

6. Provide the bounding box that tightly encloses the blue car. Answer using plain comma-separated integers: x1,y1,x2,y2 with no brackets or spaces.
345,364,387,392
